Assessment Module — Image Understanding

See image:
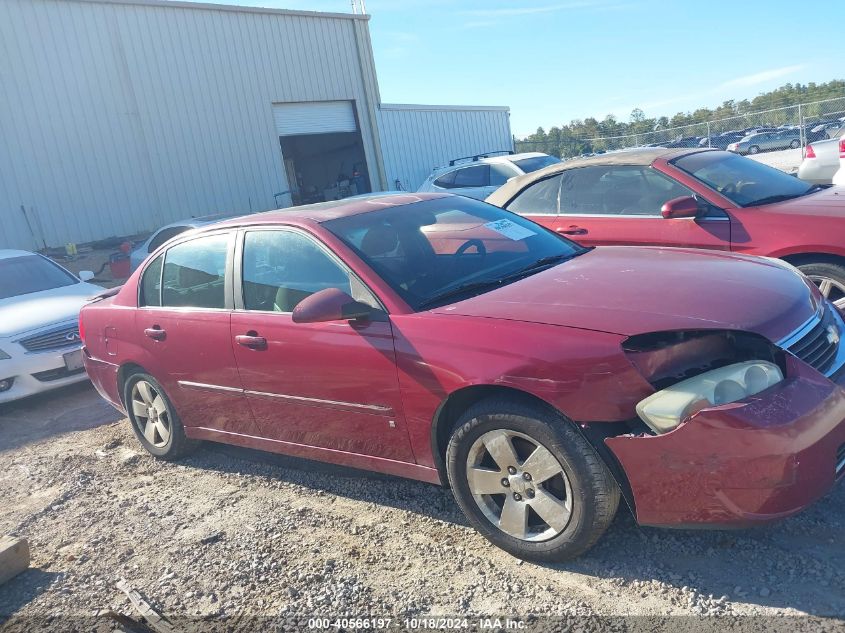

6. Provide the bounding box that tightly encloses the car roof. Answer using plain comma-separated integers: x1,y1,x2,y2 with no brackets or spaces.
0,249,36,260
487,148,721,206
428,152,551,177
214,192,450,228
156,212,243,232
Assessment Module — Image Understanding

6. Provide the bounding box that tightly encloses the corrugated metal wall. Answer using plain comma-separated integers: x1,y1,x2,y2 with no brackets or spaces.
0,0,382,249
377,104,513,192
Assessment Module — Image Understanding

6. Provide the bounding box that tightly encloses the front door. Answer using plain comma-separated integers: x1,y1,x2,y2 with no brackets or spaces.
134,231,248,432
229,227,414,462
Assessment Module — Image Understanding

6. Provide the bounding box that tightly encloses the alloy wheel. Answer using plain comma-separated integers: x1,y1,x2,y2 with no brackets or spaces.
807,275,845,310
130,380,171,448
465,429,572,542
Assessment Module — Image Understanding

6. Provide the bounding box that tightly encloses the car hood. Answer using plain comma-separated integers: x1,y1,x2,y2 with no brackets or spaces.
0,282,103,339
752,186,845,216
432,247,819,342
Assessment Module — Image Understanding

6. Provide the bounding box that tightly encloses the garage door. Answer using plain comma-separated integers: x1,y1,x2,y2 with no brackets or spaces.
273,101,358,136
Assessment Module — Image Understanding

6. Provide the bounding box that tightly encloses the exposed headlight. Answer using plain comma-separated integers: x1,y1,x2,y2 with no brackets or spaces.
0,349,10,360
636,360,783,435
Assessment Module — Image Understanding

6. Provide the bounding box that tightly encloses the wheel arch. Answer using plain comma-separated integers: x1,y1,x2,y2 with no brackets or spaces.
779,252,845,267
116,362,148,406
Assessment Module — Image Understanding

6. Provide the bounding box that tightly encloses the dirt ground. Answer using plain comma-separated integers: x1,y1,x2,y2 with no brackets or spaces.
0,383,843,632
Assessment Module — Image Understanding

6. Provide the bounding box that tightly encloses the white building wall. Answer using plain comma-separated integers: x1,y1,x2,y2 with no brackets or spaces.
0,0,382,249
377,104,513,192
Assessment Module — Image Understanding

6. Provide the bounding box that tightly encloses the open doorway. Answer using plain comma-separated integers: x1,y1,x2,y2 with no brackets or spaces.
280,132,371,206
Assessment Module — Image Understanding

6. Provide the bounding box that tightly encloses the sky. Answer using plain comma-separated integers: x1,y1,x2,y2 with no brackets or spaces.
169,0,844,136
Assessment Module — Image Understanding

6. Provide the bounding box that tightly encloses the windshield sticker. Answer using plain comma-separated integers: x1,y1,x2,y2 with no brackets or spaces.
483,219,536,241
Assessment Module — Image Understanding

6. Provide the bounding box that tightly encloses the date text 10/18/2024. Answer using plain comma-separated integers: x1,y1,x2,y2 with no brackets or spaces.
307,617,528,630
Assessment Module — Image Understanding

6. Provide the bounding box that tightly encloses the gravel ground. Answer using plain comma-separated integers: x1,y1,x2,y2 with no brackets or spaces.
746,147,804,174
1,384,844,632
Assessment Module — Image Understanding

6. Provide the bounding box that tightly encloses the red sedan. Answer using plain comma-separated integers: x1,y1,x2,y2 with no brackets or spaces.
487,149,845,308
80,193,845,561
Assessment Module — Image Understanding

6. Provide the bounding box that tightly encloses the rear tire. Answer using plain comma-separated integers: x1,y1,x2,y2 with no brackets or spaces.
748,145,760,155
446,397,619,562
790,139,800,149
797,261,845,311
124,372,198,460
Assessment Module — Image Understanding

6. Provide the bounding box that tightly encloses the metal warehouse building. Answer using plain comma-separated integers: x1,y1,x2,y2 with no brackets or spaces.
0,0,512,249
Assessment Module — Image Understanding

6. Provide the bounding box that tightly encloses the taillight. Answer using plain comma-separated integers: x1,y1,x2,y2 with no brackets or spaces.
805,144,816,159
839,138,845,158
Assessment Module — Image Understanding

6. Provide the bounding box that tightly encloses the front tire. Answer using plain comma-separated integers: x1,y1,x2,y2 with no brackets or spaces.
124,372,197,460
446,398,619,562
798,261,845,310
790,139,800,149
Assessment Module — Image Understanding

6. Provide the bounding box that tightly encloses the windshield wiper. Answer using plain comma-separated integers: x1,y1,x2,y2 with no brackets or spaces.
747,193,801,206
417,249,590,310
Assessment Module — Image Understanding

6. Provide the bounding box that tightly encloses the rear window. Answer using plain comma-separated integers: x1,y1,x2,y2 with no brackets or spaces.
512,155,561,173
0,255,77,300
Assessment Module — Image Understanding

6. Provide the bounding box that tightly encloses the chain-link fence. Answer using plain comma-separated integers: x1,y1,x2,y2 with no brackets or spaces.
515,96,845,159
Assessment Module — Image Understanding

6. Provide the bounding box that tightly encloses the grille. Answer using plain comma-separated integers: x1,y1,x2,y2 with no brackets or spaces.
18,325,80,353
32,367,85,382
786,307,840,375
837,444,845,479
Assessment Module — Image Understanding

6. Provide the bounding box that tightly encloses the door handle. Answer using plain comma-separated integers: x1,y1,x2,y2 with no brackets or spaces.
144,326,166,341
557,225,588,235
236,333,267,350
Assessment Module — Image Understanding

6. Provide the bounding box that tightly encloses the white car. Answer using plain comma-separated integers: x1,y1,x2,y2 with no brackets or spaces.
833,136,845,186
0,250,102,404
417,152,561,200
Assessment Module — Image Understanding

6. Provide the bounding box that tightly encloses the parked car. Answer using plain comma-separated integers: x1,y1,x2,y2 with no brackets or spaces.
81,193,845,562
698,131,745,150
417,152,561,200
662,136,703,148
727,129,801,155
798,128,845,184
486,148,845,306
833,137,845,187
130,213,244,272
0,250,101,403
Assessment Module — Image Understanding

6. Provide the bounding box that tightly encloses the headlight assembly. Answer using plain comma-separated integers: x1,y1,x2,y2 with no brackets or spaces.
636,360,783,435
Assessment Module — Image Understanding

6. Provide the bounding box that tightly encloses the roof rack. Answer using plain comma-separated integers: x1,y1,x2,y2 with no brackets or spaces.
448,150,514,167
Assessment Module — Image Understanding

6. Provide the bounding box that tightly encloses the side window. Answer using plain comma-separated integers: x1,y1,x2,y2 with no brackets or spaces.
139,254,163,307
490,164,518,186
161,233,229,309
433,170,457,189
148,226,190,253
242,230,369,313
506,175,561,215
559,166,695,216
453,165,489,188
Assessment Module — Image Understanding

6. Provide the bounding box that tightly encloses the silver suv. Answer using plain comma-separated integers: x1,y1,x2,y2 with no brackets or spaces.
417,151,561,200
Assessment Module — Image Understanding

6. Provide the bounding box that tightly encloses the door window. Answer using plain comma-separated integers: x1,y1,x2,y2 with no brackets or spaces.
139,254,163,307
241,230,374,312
453,165,489,187
505,175,561,215
559,166,696,216
161,234,229,309
489,164,518,186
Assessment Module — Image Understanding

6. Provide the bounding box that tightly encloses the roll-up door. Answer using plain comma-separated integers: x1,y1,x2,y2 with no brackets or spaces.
273,101,357,136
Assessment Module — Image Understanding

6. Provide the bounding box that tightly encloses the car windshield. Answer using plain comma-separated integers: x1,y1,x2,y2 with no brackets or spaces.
0,255,78,300
323,197,586,310
512,155,562,173
673,151,818,207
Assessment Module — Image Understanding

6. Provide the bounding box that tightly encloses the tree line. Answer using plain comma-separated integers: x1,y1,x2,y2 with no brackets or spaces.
517,79,845,157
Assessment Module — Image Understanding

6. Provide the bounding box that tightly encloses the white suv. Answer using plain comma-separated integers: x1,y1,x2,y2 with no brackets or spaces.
417,152,561,200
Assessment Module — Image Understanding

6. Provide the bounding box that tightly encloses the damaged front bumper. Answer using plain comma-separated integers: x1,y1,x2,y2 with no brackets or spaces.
605,355,845,527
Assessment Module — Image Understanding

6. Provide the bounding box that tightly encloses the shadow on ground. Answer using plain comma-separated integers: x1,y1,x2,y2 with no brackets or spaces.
0,569,61,623
0,383,123,452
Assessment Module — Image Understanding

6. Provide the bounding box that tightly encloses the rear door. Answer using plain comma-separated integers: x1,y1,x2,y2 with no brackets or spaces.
229,227,414,462
452,165,493,200
135,231,248,433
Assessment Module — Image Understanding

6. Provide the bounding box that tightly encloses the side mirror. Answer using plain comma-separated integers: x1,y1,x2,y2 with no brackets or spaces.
292,288,373,324
78,270,95,281
661,196,699,219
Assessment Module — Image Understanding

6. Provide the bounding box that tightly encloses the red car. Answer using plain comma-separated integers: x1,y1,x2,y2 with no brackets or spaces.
487,149,845,308
80,193,845,561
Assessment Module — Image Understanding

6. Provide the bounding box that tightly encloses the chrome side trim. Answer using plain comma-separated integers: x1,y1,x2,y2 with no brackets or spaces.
244,389,391,413
178,380,243,394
